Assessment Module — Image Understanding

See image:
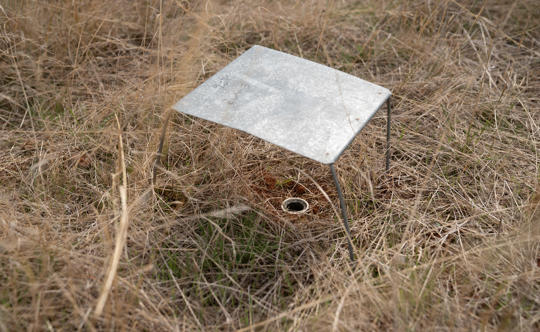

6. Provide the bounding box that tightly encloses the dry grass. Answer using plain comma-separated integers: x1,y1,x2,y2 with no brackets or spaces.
1,0,539,330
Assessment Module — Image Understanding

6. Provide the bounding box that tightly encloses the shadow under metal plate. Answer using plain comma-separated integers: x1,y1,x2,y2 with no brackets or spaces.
172,45,391,164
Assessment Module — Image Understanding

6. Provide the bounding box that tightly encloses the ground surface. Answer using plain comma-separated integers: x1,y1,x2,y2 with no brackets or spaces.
1,0,539,331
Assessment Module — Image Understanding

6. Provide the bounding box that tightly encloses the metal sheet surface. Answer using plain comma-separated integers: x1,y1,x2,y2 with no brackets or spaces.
173,45,391,164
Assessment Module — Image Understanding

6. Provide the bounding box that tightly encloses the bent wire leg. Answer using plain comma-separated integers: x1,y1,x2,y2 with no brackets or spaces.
386,96,391,172
330,164,355,261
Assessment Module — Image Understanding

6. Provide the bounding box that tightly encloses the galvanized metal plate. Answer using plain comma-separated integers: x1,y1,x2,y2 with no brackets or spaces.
173,45,391,164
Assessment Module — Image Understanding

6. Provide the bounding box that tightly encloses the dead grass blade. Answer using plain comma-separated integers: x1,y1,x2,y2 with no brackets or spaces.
94,115,129,317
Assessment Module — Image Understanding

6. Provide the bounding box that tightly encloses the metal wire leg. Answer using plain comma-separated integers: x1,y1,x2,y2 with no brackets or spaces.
330,164,355,261
386,97,391,172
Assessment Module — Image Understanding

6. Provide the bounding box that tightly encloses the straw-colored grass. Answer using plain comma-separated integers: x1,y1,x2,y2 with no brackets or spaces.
1,0,538,330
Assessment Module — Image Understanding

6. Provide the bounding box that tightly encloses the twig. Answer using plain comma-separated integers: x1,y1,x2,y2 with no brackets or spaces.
152,109,173,184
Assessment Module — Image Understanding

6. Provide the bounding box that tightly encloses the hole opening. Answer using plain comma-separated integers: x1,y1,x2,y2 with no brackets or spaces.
286,201,305,211
281,198,309,214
